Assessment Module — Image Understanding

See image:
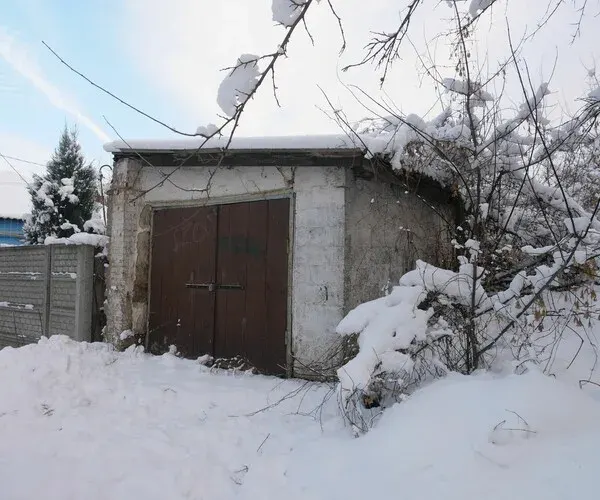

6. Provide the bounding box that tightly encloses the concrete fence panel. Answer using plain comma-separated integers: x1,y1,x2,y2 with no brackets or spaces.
0,245,96,349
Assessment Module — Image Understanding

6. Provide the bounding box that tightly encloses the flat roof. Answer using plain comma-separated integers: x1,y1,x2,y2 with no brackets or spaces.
104,134,366,154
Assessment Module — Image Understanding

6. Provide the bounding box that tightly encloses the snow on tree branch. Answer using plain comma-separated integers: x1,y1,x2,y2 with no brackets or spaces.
331,1,600,432
588,86,600,102
442,78,494,104
272,0,310,26
217,55,261,118
468,0,495,18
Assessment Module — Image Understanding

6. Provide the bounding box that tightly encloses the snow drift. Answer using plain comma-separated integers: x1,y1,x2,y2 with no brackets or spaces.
0,336,599,499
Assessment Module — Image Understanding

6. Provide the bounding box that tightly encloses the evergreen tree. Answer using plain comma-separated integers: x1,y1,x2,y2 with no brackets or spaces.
24,127,97,244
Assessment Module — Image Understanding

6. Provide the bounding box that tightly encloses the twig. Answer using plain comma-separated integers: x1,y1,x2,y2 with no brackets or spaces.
256,433,270,453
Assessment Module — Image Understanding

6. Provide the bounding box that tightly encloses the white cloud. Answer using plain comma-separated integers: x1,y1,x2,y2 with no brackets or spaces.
0,27,111,143
121,1,599,138
120,0,437,137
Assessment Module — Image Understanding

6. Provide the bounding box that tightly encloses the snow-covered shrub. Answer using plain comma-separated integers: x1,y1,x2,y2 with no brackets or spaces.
337,260,483,432
338,245,600,433
326,0,600,431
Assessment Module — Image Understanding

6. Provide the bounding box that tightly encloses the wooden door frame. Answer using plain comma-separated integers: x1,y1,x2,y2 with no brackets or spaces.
145,190,295,377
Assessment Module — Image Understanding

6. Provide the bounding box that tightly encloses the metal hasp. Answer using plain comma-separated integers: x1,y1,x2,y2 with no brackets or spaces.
185,283,244,291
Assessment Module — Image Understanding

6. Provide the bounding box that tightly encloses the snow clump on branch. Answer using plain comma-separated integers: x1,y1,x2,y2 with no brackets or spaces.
442,78,494,105
272,0,309,27
196,123,218,137
468,0,495,17
588,86,600,102
213,0,313,124
216,54,260,118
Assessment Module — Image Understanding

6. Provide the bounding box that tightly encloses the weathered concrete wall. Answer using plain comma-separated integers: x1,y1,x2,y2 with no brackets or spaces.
0,245,95,348
290,167,346,377
105,161,346,376
104,158,145,347
344,172,456,312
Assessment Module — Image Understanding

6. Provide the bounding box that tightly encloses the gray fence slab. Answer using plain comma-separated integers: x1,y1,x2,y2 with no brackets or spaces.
0,245,95,348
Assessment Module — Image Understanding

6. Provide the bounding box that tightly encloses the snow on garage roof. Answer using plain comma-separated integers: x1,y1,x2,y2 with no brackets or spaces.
104,134,367,154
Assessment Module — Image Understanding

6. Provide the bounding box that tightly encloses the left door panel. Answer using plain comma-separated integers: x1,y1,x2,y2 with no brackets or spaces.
148,206,218,358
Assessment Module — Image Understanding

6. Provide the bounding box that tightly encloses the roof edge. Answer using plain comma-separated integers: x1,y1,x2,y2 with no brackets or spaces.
111,148,366,168
110,146,364,156
104,134,364,154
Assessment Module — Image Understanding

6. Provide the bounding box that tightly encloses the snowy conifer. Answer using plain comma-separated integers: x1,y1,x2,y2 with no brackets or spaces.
24,127,97,244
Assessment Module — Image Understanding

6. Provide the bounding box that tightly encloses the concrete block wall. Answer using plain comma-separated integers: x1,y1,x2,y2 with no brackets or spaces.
0,245,95,349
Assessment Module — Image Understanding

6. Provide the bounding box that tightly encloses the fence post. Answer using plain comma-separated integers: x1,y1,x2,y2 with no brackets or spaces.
73,245,94,342
42,246,52,337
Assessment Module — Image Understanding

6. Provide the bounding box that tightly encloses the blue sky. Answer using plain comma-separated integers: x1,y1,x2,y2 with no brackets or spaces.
0,0,356,171
0,1,598,217
1,0,187,166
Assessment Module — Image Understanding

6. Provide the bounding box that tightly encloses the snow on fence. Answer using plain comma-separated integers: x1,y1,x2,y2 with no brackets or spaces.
0,245,98,349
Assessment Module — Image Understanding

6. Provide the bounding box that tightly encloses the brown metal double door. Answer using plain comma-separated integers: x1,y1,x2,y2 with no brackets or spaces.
148,198,290,375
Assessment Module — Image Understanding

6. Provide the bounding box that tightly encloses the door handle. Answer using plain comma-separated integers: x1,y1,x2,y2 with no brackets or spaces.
185,283,244,291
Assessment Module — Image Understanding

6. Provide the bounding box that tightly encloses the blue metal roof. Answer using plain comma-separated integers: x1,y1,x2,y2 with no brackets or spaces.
0,218,25,246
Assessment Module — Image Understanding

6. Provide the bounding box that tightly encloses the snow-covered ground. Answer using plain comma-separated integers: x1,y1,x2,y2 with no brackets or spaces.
1,336,599,500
